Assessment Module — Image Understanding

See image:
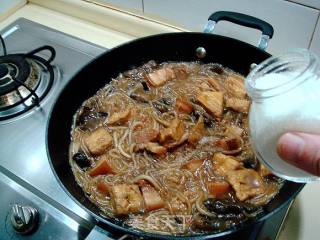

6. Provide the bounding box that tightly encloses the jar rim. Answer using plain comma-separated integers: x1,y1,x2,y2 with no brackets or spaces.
245,49,319,100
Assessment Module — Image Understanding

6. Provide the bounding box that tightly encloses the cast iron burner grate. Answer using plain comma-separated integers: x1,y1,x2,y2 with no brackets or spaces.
0,46,56,121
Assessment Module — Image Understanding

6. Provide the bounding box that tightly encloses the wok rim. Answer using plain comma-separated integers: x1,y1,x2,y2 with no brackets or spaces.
46,32,305,239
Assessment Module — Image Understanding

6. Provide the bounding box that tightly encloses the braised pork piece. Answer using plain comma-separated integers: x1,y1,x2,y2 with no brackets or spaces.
69,61,283,235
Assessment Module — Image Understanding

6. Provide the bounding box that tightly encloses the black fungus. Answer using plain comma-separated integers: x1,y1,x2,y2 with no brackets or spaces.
142,60,157,73
199,63,225,76
159,97,172,106
123,68,138,77
123,68,144,81
151,97,173,113
204,198,259,217
174,216,183,224
209,219,228,231
209,64,224,75
191,110,201,121
241,202,259,214
141,81,150,91
77,107,94,126
96,111,109,118
193,205,250,232
77,107,108,127
152,101,169,113
203,116,216,128
217,213,245,221
191,109,215,127
203,199,243,214
189,97,197,104
243,157,259,170
72,151,91,169
193,216,229,231
124,61,157,81
200,112,216,128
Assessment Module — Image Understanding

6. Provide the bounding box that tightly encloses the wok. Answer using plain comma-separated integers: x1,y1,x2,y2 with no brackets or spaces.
47,11,304,239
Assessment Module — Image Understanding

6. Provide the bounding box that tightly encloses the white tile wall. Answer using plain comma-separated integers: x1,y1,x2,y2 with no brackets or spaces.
143,0,319,55
310,16,320,56
0,0,26,21
92,0,143,12
287,0,320,9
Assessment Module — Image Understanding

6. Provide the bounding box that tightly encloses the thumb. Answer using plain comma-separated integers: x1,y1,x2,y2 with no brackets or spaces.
277,132,320,177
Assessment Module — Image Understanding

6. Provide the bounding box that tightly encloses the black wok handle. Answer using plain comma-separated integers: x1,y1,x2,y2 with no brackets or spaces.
204,11,274,50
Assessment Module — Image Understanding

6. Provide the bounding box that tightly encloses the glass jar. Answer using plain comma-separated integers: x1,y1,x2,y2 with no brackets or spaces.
245,49,320,182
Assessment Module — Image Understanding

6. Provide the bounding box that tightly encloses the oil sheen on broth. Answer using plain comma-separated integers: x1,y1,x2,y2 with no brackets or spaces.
69,61,283,235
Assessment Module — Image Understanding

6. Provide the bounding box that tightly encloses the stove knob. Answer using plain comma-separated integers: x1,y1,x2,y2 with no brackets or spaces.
10,204,39,234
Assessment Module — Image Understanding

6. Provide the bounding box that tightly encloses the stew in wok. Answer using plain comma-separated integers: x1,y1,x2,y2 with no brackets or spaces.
69,60,283,235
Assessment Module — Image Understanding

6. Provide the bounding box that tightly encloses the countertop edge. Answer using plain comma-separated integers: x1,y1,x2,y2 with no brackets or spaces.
28,0,186,37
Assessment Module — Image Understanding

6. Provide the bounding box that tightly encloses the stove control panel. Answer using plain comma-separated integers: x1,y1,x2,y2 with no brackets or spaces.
0,169,92,240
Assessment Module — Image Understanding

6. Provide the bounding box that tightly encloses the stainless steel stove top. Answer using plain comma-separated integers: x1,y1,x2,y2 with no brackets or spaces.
0,18,107,239
0,18,293,240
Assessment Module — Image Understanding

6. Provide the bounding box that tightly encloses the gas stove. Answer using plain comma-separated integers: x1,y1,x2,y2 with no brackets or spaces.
0,18,292,240
0,45,55,120
0,18,110,239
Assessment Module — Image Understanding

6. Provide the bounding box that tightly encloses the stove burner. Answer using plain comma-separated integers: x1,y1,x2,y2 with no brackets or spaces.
0,55,30,95
0,64,9,78
0,46,56,121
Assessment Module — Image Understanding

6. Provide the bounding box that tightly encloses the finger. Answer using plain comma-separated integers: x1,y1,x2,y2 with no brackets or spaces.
277,132,320,176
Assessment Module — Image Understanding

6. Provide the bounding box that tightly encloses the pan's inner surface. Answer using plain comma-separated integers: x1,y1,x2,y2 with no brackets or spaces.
47,33,304,239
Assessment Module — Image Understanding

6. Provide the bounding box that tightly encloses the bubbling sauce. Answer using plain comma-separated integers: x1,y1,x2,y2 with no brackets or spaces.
69,61,283,235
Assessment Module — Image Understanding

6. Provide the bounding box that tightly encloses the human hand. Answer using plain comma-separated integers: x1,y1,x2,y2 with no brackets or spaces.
277,132,320,176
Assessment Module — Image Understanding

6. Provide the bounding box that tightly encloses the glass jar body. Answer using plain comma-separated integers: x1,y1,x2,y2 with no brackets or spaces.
246,50,320,182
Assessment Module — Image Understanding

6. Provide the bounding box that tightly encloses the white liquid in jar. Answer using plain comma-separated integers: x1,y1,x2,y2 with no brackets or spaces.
249,71,320,182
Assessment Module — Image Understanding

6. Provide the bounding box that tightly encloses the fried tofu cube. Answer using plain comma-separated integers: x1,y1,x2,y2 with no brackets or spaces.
227,169,265,201
212,153,241,177
197,91,224,118
199,81,212,91
110,184,144,215
146,68,175,87
141,186,164,211
225,74,246,98
145,142,167,155
134,142,167,155
160,118,185,143
225,125,244,138
226,98,250,113
85,128,112,155
207,77,224,92
188,115,206,144
134,142,167,156
107,108,131,125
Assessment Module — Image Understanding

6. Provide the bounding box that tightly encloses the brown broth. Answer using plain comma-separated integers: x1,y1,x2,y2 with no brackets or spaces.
69,61,283,235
